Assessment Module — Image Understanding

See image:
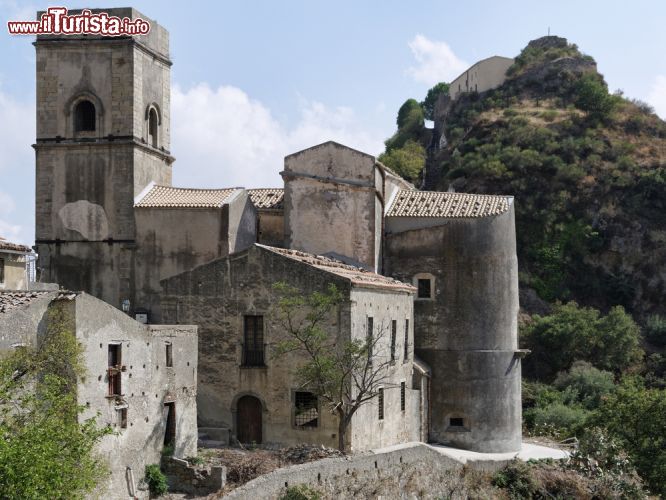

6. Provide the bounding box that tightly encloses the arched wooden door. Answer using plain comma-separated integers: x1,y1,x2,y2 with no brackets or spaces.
237,395,262,444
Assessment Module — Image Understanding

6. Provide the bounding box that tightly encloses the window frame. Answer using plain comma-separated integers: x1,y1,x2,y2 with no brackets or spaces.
292,390,319,429
242,315,265,367
390,319,397,362
378,387,384,420
413,273,435,301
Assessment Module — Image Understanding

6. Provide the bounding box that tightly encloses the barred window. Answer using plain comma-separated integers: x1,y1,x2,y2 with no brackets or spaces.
367,317,374,363
400,382,406,412
294,391,318,428
242,315,265,366
378,388,384,420
0,258,4,284
390,320,397,361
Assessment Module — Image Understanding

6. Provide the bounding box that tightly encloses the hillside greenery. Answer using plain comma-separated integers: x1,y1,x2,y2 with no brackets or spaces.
381,37,666,497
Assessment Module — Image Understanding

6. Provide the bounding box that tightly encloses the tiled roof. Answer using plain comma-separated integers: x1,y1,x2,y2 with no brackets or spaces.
135,185,239,208
0,291,51,314
386,190,510,218
248,188,284,210
258,245,415,293
0,237,32,253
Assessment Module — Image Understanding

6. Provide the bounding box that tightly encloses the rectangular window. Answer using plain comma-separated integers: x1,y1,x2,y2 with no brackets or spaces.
378,388,384,420
294,391,319,428
401,382,406,412
165,342,173,367
417,279,431,299
107,344,122,396
450,417,464,427
367,317,374,363
242,315,265,366
118,408,128,429
403,319,409,361
0,258,4,284
390,320,397,361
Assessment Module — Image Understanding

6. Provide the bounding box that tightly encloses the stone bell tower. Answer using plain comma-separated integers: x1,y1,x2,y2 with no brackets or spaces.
34,8,172,309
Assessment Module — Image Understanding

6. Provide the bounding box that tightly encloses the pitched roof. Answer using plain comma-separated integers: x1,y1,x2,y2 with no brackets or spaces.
0,237,32,253
386,190,510,218
0,291,52,314
135,185,239,208
248,188,284,210
257,244,415,293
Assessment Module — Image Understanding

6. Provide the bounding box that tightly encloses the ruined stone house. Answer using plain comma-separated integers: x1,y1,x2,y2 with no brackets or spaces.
32,7,522,455
0,289,198,498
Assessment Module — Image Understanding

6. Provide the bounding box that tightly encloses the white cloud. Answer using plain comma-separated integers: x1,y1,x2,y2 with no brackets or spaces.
406,34,468,86
647,75,666,119
171,83,385,189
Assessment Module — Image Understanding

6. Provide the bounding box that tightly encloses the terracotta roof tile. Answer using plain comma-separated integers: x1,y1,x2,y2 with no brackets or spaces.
387,190,510,218
0,291,51,314
0,237,32,253
258,245,415,293
248,188,284,210
135,185,239,208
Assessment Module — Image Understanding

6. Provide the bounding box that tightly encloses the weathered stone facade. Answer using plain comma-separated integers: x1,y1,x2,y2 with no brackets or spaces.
0,290,198,499
33,7,523,456
161,245,421,451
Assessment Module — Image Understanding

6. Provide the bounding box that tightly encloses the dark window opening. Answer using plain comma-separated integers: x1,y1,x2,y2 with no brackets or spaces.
148,108,158,148
401,382,406,412
417,279,432,299
366,317,374,363
164,402,176,450
378,388,384,420
0,258,4,284
403,319,409,360
74,100,96,132
450,417,464,427
390,320,397,361
294,391,318,428
242,315,265,366
165,342,173,367
118,408,128,429
107,344,122,396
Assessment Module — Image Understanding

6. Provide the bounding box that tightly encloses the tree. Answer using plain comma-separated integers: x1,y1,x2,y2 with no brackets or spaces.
521,302,643,380
0,303,110,499
396,98,422,129
273,283,396,452
590,379,666,496
377,140,426,182
574,74,615,121
421,82,450,121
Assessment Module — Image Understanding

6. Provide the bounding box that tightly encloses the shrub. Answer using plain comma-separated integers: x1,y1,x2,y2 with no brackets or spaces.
554,361,615,410
280,484,322,500
644,314,666,346
492,460,538,499
527,402,589,435
574,74,615,121
144,464,168,497
378,140,426,181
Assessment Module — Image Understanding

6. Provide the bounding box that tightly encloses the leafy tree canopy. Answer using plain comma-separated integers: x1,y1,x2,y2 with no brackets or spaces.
421,82,450,121
378,140,426,182
0,304,110,500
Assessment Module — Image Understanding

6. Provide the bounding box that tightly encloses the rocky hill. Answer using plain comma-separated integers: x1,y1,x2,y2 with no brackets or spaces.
390,36,666,319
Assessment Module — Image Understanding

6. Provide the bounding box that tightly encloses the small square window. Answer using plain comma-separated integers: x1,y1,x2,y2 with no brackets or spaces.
417,279,432,299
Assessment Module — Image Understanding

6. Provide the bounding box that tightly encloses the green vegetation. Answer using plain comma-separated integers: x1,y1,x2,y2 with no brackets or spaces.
280,484,322,500
420,82,449,120
521,302,642,380
378,139,426,182
0,304,110,499
144,464,168,497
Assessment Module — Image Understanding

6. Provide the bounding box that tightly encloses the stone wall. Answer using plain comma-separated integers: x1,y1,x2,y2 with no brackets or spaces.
162,457,226,496
384,205,521,453
224,443,463,500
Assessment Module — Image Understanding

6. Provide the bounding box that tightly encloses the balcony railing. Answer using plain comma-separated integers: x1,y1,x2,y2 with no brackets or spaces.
241,343,266,367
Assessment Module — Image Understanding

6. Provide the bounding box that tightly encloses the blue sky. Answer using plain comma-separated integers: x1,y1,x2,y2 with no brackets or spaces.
1,0,665,245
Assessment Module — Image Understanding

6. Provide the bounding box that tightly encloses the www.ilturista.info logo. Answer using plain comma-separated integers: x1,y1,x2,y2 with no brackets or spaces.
7,7,151,36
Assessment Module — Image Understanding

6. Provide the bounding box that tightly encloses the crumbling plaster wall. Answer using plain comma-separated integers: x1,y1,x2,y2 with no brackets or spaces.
283,142,380,271
75,293,197,499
